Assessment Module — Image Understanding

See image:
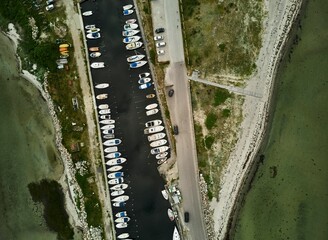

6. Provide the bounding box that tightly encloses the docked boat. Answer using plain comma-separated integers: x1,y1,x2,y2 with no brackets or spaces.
103,139,121,146
89,47,99,52
138,77,151,84
126,41,143,50
98,104,109,110
108,177,124,185
123,9,134,15
82,10,93,16
173,227,180,240
112,195,129,202
115,217,130,223
86,32,101,39
95,83,109,89
123,4,133,10
100,115,111,120
111,190,124,197
122,30,140,37
116,222,128,229
150,139,167,147
127,54,145,62
96,94,108,100
146,108,159,116
101,124,115,130
99,109,111,115
110,183,128,191
145,119,162,128
91,62,105,68
106,158,127,166
151,146,169,155
157,157,168,165
104,146,118,153
59,47,68,52
86,28,100,33
139,72,150,78
107,165,123,172
168,208,175,221
113,202,126,208
90,52,101,58
148,132,166,142
144,125,164,135
85,24,96,29
100,119,115,125
123,35,141,44
105,152,121,159
108,171,124,179
117,233,129,239
59,43,70,48
146,93,155,99
103,134,114,139
139,82,152,89
161,189,169,200
103,129,114,135
130,61,147,69
124,23,138,30
145,103,158,110
126,19,137,24
115,211,127,218
156,151,168,159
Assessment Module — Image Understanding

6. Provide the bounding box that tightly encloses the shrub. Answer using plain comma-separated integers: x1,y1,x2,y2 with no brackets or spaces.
214,88,231,106
205,112,217,130
205,135,215,149
222,108,231,118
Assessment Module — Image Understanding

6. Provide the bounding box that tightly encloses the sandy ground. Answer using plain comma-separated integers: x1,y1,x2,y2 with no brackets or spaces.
211,0,303,239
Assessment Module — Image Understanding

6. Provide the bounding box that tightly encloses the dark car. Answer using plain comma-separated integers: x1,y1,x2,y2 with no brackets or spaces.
168,89,174,97
184,212,190,222
173,125,179,135
155,27,165,34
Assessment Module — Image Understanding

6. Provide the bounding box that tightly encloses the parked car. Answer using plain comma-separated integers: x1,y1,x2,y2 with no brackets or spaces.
46,4,54,11
156,42,166,48
173,125,179,135
168,89,174,97
154,35,164,41
184,212,190,222
157,49,165,55
46,0,54,4
155,28,165,33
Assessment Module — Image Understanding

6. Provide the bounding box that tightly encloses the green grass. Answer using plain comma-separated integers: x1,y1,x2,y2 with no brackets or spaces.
214,88,232,106
205,112,217,130
222,108,231,118
205,135,215,149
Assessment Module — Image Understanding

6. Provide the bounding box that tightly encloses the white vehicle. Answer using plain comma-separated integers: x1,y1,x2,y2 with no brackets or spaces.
101,124,115,130
157,157,168,165
127,54,145,63
139,82,152,90
157,49,165,55
104,146,118,153
111,190,124,197
148,132,166,142
106,158,127,166
45,4,54,11
100,119,115,124
123,4,133,10
100,115,111,120
154,35,164,41
103,139,122,146
117,233,129,239
105,152,121,159
126,19,137,24
108,177,124,185
107,165,123,172
85,24,96,29
150,146,169,155
144,126,164,135
103,134,114,139
123,36,141,44
124,23,138,30
156,152,168,159
103,129,114,135
126,41,143,50
145,120,162,128
96,94,108,100
123,9,134,16
145,103,158,110
108,172,124,179
86,28,100,33
90,52,101,58
146,108,159,116
99,109,111,115
130,61,147,69
116,211,128,218
112,195,129,202
91,62,105,69
98,104,109,110
95,83,109,89
86,32,101,39
110,184,128,191
139,72,150,78
122,30,140,37
156,42,166,48
115,217,130,223
138,77,151,84
116,222,128,229
150,139,167,148
82,11,93,16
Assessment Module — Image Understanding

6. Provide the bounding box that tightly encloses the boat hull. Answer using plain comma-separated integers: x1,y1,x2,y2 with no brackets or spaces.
106,158,127,166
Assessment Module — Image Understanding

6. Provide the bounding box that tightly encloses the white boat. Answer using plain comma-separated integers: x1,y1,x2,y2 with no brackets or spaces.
100,119,115,124
104,146,118,153
148,132,166,142
82,11,93,16
144,125,164,135
130,61,147,69
108,177,124,185
139,72,150,78
126,19,137,24
103,129,114,135
151,146,169,155
85,24,96,29
168,208,175,221
146,108,159,116
96,94,108,100
122,30,140,37
105,152,121,159
101,124,115,130
108,172,124,179
86,28,100,33
127,54,145,62
103,139,121,146
106,158,127,166
123,4,133,10
90,52,101,58
123,35,141,43
95,83,109,89
98,104,109,110
112,195,129,202
173,227,180,240
161,189,169,200
115,211,127,218
113,202,126,208
150,139,167,147
87,32,101,39
91,62,105,68
156,151,168,159
111,190,124,197
99,109,111,115
110,183,128,191
100,115,111,120
115,217,130,223
107,165,123,172
145,103,158,110
157,157,167,165
145,119,162,128
103,134,114,139
126,41,143,50
123,9,134,15
138,77,151,84
116,222,128,229
146,94,155,99
117,233,129,239
124,23,138,30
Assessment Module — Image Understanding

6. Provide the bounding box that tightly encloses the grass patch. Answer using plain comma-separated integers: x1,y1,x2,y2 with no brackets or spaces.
214,88,231,106
204,135,215,149
205,112,217,130
222,108,231,118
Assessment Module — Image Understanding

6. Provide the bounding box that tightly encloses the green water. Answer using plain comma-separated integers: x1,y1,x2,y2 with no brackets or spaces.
0,33,63,239
233,1,328,239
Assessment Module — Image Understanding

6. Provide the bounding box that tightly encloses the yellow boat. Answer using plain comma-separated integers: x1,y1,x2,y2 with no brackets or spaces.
59,43,70,48
59,47,68,51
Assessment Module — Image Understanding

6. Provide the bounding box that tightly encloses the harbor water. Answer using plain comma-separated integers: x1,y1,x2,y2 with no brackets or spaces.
0,33,63,239
233,0,328,239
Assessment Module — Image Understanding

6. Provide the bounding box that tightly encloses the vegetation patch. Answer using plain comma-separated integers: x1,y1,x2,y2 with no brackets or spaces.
205,135,215,149
214,88,232,106
205,112,217,130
